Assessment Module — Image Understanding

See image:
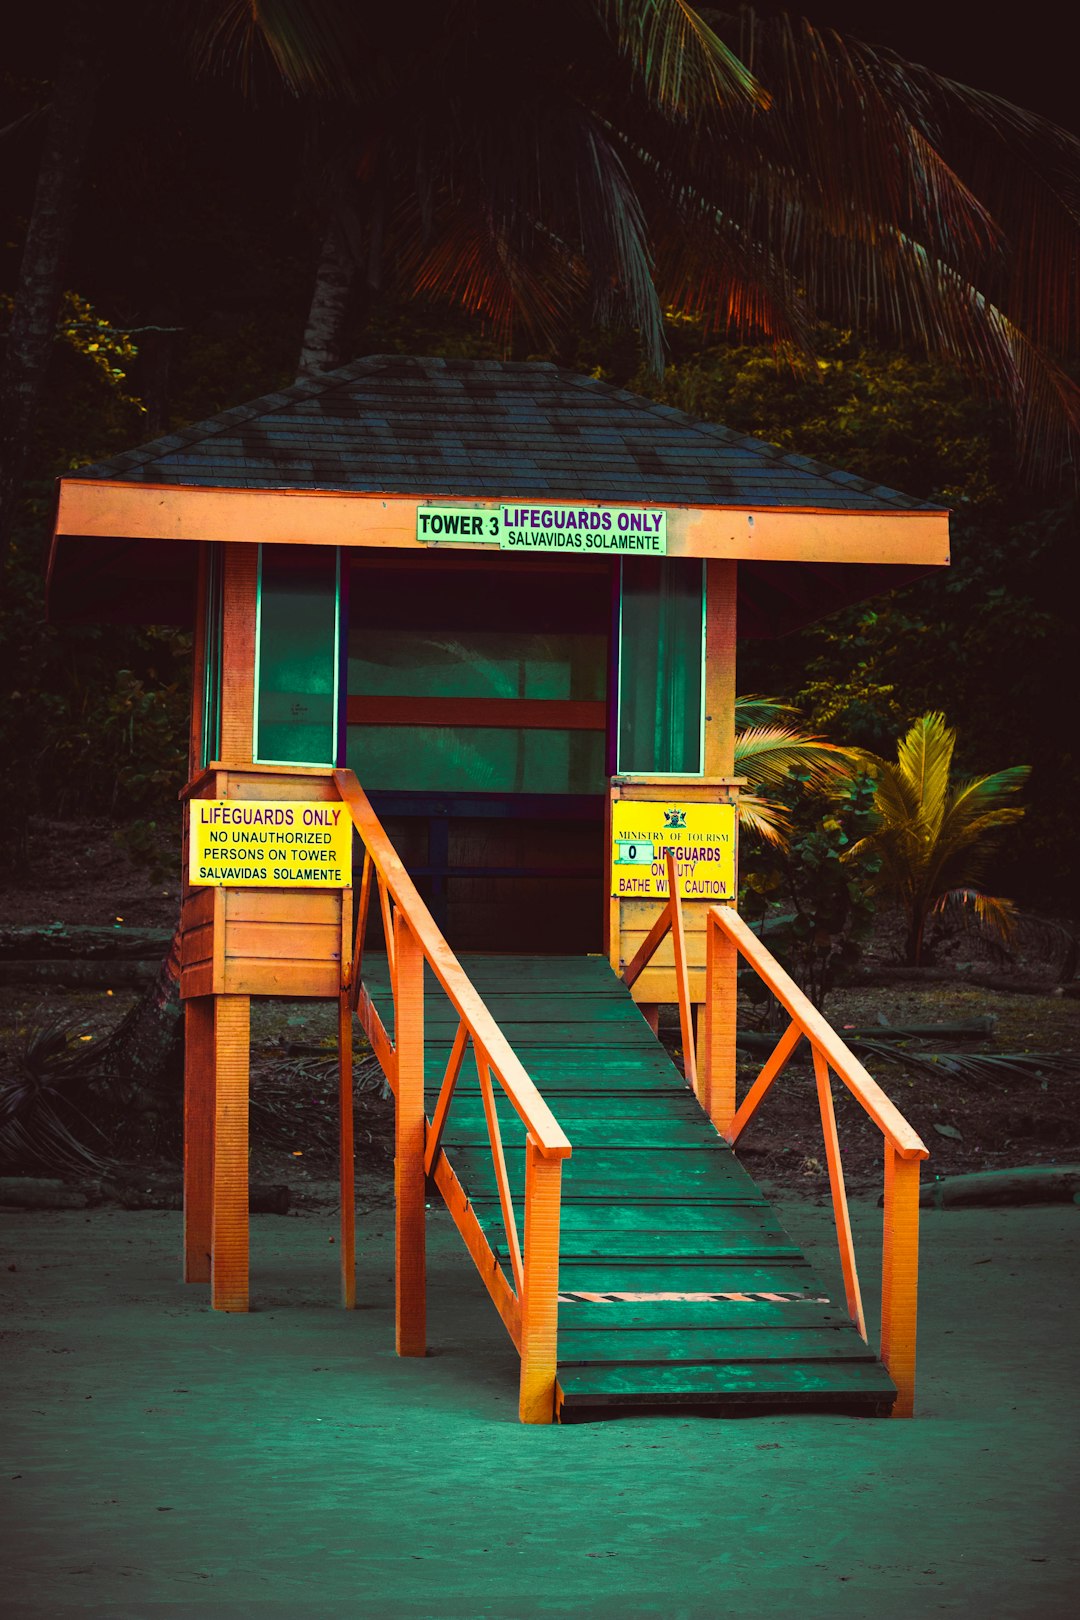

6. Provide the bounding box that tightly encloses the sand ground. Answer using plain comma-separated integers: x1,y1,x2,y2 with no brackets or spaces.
2,1193,1077,1619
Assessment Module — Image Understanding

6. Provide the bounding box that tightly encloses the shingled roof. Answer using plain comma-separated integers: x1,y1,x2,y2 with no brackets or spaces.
75,354,941,514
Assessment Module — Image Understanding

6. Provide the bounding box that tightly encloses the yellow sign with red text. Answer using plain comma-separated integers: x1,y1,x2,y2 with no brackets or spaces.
610,801,736,900
189,801,352,888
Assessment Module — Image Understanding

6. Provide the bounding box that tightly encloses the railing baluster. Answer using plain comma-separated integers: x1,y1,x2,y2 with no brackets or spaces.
392,908,426,1356
813,1046,865,1340
478,1056,524,1297
378,873,397,984
666,851,697,1093
881,1145,921,1417
726,1019,803,1144
425,1020,469,1177
349,849,373,1011
519,1134,563,1424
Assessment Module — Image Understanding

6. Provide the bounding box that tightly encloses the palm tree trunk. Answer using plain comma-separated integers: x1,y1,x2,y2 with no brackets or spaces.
295,217,355,378
0,1,102,544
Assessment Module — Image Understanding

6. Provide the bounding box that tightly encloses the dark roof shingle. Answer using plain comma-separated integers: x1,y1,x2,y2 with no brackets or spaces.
74,355,942,513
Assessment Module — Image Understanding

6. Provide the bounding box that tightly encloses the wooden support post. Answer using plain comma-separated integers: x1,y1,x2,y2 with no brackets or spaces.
183,997,215,1283
338,991,356,1310
519,1137,563,1424
218,545,257,764
211,995,250,1312
640,1003,660,1035
393,909,427,1356
881,1145,921,1417
702,914,738,1131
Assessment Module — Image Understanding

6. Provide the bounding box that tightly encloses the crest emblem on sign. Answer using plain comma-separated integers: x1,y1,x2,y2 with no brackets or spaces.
663,808,687,829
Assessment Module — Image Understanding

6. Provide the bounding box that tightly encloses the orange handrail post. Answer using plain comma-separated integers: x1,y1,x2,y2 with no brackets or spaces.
393,908,427,1356
702,904,738,1131
338,989,357,1310
881,1146,921,1417
519,1136,564,1423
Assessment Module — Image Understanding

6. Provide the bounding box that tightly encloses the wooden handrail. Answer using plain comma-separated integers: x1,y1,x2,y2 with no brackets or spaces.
708,907,928,1161
334,768,570,1161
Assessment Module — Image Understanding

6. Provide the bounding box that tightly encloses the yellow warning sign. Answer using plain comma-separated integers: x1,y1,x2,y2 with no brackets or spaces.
189,801,352,888
611,801,736,900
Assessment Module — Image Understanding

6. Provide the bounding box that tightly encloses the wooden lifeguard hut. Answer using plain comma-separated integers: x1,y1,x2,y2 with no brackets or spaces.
48,356,943,1422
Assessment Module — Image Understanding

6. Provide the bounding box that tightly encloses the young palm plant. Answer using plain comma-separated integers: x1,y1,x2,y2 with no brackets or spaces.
843,711,1030,966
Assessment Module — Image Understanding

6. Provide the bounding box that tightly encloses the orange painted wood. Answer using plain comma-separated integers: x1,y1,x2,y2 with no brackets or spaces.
183,887,215,927
432,1151,521,1349
356,986,398,1093
518,1137,563,1425
813,1048,866,1340
628,965,707,1004
704,559,737,777
224,889,339,923
378,873,396,985
224,920,342,962
622,900,673,990
338,993,356,1310
620,927,709,968
424,1021,469,1177
640,1003,660,1035
668,853,697,1093
477,1058,524,1296
189,545,209,780
351,850,373,1009
218,546,257,764
180,922,214,967
211,995,250,1312
726,1020,804,1145
181,964,215,1000
221,959,339,997
55,478,951,565
709,907,929,1161
335,769,570,1160
183,997,215,1284
703,908,738,1129
881,1145,921,1417
392,910,427,1356
347,695,606,730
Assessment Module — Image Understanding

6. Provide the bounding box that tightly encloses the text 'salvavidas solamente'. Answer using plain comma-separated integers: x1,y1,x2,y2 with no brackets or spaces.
189,801,353,888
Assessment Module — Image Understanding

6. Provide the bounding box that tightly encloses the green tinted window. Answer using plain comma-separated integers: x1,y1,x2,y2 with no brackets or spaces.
255,545,339,766
617,558,704,774
348,628,605,700
347,725,605,794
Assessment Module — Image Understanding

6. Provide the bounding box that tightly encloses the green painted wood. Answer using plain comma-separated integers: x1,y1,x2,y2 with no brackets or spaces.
364,950,894,1414
556,1360,896,1407
555,1328,876,1364
557,1300,848,1330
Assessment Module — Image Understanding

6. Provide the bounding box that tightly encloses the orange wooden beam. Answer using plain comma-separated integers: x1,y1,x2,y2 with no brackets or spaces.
54,478,950,566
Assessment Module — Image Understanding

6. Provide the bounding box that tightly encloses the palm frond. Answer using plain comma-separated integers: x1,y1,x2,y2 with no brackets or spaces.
895,711,954,838
931,886,1019,947
191,0,362,100
733,790,791,846
599,0,766,121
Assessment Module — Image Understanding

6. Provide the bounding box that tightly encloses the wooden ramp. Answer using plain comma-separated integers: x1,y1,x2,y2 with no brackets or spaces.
365,953,897,1420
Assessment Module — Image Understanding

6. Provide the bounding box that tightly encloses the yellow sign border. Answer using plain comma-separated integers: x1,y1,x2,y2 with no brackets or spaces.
610,801,736,900
189,800,352,889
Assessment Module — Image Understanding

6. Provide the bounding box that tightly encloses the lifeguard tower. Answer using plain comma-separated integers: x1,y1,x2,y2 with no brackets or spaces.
48,356,942,1422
